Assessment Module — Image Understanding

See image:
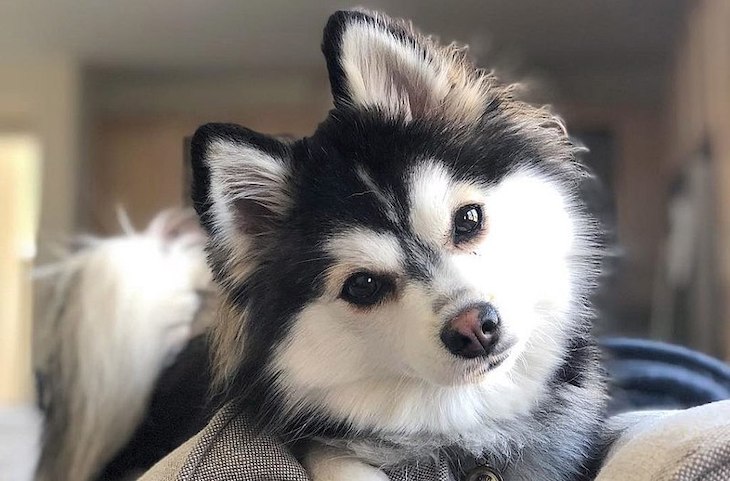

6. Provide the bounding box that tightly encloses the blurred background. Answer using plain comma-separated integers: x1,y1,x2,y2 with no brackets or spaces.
1,0,729,418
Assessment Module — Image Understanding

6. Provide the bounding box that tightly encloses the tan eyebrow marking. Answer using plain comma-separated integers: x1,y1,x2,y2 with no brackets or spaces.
323,228,404,292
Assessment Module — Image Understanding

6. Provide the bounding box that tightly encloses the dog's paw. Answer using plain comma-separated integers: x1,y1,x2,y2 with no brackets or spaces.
303,445,389,481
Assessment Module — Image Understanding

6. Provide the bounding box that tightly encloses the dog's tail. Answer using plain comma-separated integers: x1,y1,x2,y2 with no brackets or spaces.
34,209,213,481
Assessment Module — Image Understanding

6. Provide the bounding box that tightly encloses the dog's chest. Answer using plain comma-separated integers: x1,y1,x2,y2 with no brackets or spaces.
319,415,531,471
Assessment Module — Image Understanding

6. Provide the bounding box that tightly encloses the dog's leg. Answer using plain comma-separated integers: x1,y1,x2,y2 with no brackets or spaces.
303,445,389,481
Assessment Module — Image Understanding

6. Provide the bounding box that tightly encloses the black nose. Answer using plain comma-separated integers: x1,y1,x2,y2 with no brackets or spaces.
440,302,501,358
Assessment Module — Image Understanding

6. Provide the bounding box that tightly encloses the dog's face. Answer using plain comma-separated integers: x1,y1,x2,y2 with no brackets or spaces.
192,11,600,435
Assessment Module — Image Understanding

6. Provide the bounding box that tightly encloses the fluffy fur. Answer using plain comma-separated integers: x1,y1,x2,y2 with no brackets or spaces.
191,9,607,481
34,209,212,481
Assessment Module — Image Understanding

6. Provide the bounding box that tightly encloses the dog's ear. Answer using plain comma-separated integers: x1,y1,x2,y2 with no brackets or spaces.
322,10,489,123
190,123,291,245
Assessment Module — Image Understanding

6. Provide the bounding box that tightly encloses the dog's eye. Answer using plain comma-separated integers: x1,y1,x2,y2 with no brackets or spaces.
341,272,387,306
453,204,483,243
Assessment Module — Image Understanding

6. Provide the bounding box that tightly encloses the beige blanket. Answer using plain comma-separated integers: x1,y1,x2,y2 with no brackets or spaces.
597,400,730,480
141,400,730,481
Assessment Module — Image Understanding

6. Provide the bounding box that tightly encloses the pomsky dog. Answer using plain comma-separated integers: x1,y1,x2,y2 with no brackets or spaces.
190,9,606,481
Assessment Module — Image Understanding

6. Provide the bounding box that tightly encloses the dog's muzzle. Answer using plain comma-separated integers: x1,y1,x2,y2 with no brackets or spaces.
440,302,501,359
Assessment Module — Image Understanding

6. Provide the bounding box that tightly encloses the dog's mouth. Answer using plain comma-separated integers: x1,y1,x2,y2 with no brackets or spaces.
466,350,510,374
461,339,517,379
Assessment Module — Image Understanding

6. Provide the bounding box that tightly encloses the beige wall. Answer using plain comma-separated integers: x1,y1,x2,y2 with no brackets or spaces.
0,56,81,261
85,70,330,233
563,105,668,318
669,0,730,359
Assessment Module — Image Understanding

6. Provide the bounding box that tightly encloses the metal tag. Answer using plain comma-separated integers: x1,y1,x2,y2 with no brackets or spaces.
464,465,504,481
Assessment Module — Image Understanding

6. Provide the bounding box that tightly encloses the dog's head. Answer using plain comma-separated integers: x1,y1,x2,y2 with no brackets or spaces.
191,11,601,436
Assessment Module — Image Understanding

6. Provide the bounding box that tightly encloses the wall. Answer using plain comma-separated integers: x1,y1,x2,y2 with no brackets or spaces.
0,57,81,261
560,104,669,335
84,69,330,233
669,0,730,359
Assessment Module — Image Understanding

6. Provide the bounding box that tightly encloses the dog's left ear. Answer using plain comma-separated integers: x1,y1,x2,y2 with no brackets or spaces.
322,10,488,123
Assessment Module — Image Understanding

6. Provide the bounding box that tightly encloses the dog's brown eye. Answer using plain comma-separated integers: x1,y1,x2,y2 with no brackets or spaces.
453,204,483,244
342,272,386,306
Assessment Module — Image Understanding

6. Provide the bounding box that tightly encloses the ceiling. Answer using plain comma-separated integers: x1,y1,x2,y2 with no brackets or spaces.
1,0,687,71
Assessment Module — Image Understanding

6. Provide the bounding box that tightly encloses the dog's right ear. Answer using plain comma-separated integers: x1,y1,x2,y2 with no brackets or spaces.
321,10,489,124
190,123,291,247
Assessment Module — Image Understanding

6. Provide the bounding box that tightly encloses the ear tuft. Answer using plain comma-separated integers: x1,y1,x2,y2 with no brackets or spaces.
322,10,492,124
191,123,291,242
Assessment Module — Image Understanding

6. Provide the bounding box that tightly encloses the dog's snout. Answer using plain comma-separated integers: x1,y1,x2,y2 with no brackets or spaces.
440,302,501,359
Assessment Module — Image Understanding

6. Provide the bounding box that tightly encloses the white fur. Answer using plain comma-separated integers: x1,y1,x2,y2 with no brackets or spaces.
336,16,491,124
206,139,290,279
408,161,487,245
35,210,212,481
271,166,580,465
340,21,449,119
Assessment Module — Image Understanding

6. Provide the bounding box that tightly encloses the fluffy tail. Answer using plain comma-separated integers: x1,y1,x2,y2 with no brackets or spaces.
34,209,213,481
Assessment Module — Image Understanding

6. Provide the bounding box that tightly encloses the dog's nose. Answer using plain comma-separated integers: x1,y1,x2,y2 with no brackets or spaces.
440,302,501,358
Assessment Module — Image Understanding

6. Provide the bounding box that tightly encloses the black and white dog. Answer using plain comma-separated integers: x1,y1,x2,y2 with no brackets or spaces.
189,9,607,481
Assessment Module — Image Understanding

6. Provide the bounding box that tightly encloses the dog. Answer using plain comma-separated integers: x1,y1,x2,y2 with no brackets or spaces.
188,9,607,481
